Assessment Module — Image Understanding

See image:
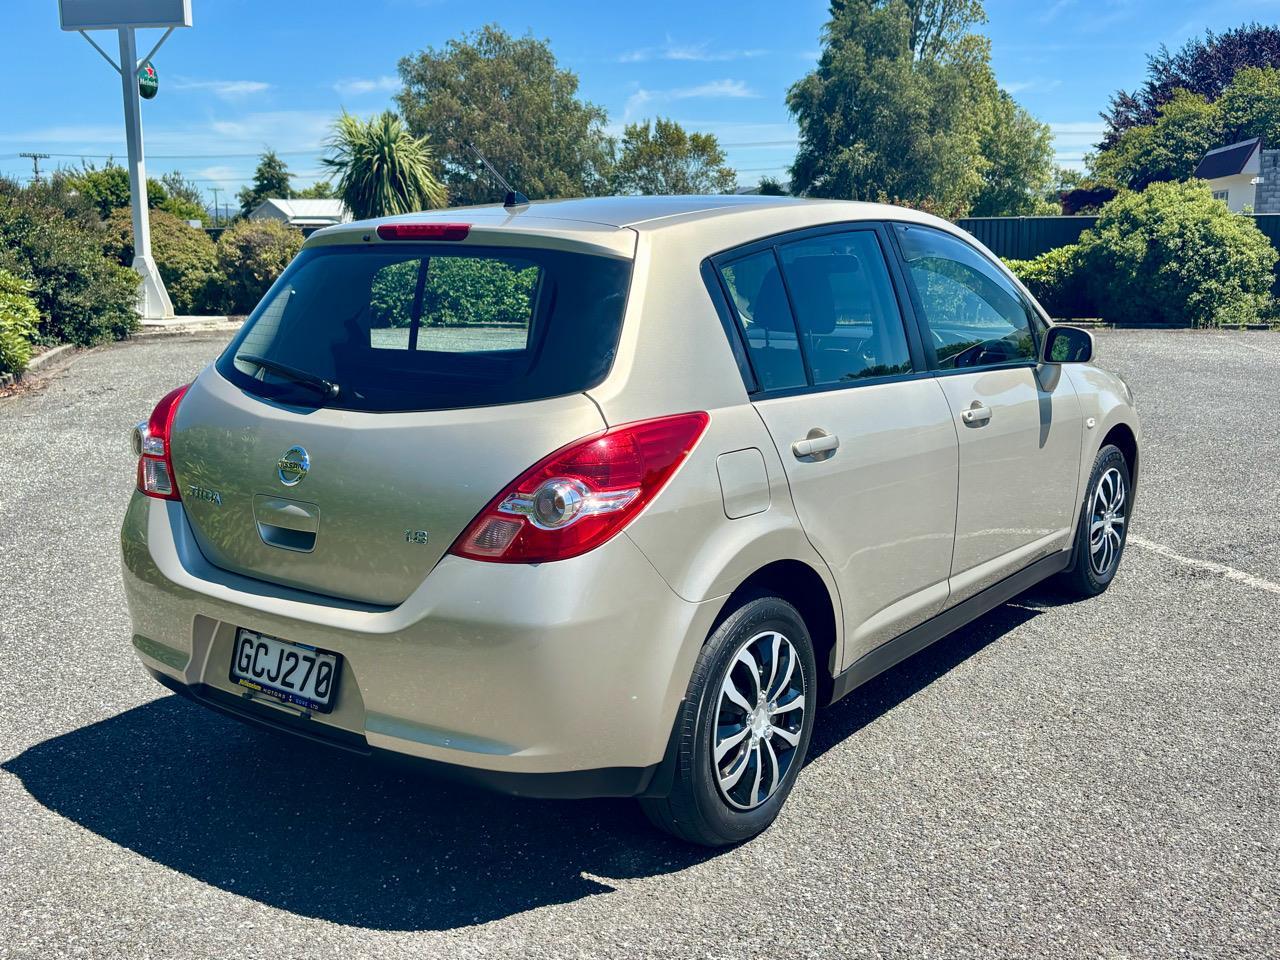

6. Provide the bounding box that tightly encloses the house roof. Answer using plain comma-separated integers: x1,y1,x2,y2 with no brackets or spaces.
1195,137,1262,180
250,198,349,222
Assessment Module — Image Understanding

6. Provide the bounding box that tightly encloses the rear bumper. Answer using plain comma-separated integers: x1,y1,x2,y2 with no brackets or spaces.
121,492,722,795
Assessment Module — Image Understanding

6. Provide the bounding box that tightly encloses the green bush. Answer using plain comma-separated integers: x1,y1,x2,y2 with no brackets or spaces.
0,268,39,376
369,257,540,329
0,179,139,346
215,219,304,314
1079,180,1278,327
1005,245,1095,319
103,207,221,314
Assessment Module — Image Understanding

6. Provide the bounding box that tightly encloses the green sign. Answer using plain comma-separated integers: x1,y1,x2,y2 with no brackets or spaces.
138,62,158,100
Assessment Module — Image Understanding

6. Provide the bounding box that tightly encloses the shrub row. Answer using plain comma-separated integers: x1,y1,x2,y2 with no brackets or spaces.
1006,180,1278,327
102,213,304,316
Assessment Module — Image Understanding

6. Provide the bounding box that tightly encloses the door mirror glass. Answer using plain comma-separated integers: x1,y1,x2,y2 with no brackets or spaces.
1040,325,1094,364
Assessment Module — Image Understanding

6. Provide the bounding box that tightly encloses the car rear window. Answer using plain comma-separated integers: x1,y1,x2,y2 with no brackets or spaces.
216,243,633,412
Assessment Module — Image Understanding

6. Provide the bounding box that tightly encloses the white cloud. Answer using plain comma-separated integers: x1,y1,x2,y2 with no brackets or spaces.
618,38,766,63
1050,122,1108,168
332,75,399,97
623,79,759,120
1003,78,1064,95
171,78,271,100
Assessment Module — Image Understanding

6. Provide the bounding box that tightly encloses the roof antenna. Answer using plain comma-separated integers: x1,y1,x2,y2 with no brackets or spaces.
464,142,529,208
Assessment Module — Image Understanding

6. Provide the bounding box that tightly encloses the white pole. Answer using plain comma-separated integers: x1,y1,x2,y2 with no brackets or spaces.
117,27,173,320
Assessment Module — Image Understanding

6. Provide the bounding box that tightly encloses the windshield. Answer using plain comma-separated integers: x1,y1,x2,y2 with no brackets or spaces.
216,243,633,412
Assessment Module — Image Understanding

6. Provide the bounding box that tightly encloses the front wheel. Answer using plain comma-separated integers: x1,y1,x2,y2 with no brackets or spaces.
641,594,817,846
1055,443,1132,598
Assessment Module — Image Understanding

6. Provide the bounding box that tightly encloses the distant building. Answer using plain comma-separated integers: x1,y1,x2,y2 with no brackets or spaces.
1195,138,1280,212
248,198,352,234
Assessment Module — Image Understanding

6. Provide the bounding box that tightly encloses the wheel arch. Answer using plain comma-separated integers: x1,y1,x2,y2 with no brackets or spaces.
711,559,840,707
1101,421,1139,488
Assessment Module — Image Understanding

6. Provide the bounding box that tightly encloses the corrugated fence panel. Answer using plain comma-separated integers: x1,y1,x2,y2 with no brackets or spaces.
957,217,1098,260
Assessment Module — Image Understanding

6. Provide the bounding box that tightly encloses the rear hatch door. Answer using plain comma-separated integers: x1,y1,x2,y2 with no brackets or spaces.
168,233,632,606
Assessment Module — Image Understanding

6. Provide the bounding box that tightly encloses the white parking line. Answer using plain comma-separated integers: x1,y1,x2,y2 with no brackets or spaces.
1128,535,1280,595
1221,336,1278,356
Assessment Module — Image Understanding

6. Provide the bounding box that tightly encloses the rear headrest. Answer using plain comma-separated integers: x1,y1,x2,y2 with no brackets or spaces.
783,257,840,335
751,266,797,333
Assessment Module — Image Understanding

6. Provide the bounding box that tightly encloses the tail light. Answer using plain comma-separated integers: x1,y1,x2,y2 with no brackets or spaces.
449,412,710,564
133,384,189,500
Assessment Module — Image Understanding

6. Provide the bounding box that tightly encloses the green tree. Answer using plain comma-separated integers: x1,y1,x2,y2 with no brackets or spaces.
63,161,172,219
757,176,789,196
971,89,1057,215
236,149,294,217
611,118,736,195
1218,66,1280,146
1089,89,1224,190
295,180,338,199
156,171,208,222
396,25,613,205
322,110,447,219
788,0,998,216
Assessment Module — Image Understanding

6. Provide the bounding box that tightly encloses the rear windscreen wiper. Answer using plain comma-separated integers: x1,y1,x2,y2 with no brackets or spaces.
236,353,340,400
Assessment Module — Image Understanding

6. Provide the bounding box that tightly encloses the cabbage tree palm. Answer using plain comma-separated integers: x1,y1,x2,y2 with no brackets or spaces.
322,110,448,219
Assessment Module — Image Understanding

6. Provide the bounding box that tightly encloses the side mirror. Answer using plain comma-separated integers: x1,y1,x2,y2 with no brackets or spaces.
1040,325,1094,364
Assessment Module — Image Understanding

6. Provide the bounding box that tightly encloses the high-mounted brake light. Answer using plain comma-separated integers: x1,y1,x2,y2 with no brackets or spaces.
376,223,471,241
133,384,189,500
449,412,710,564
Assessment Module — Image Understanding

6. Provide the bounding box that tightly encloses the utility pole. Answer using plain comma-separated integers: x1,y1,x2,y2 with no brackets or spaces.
210,186,221,227
19,152,50,182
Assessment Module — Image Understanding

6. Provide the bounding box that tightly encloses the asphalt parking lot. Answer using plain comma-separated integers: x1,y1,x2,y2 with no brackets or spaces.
1,329,1277,959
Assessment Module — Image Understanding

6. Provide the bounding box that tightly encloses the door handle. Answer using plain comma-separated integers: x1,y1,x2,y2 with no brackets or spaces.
792,431,840,459
961,402,992,426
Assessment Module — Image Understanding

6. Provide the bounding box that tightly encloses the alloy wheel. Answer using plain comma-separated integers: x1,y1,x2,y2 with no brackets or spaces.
1089,466,1127,576
712,630,807,811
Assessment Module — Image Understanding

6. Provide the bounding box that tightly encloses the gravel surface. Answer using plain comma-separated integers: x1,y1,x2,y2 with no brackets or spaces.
1,330,1277,959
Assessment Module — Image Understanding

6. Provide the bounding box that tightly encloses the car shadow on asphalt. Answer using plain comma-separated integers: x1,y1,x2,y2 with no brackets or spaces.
4,591,1051,932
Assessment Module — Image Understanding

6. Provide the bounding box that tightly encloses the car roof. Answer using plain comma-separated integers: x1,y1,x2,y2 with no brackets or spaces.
308,195,960,259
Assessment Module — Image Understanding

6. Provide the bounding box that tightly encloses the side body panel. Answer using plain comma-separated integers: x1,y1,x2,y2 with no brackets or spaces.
934,364,1084,603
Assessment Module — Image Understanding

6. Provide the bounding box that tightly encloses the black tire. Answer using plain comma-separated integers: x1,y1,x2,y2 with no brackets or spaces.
1054,443,1132,599
641,593,817,847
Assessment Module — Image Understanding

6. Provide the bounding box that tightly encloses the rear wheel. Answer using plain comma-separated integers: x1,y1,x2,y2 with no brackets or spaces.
1055,443,1131,598
641,594,816,846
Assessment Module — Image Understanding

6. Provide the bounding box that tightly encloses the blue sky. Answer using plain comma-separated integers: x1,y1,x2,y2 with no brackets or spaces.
0,0,1272,206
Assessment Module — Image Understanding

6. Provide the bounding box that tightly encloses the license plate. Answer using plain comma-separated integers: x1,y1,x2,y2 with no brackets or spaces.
230,628,340,713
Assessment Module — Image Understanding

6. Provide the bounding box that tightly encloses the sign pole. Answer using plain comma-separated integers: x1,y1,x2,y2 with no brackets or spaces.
116,26,172,319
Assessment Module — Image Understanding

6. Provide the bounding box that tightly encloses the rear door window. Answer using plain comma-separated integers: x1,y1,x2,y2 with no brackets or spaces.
777,231,914,384
217,244,631,412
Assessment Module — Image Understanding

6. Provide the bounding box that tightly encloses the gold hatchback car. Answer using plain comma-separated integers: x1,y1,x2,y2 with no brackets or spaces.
121,195,1139,845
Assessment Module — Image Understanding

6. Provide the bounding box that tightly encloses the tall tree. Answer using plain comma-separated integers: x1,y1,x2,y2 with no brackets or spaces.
788,0,998,216
1090,90,1224,190
237,149,293,216
1102,23,1280,148
396,25,614,205
611,118,736,195
970,90,1058,216
322,111,448,219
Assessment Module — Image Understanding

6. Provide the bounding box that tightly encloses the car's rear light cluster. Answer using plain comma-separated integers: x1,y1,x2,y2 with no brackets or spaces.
449,412,710,564
133,385,189,500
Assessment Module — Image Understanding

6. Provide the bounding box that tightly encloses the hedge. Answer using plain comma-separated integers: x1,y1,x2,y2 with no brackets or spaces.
103,207,221,314
0,179,138,346
0,268,39,376
1006,180,1278,326
214,219,304,314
